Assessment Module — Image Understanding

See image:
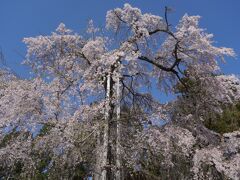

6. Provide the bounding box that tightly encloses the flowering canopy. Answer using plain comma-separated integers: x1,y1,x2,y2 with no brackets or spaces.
0,3,239,180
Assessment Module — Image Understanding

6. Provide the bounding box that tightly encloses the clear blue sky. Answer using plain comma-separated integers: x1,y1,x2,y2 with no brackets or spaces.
0,0,239,101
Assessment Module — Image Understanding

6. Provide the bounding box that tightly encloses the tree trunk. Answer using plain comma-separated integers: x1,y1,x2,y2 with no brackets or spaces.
94,123,101,179
101,74,111,180
116,74,122,180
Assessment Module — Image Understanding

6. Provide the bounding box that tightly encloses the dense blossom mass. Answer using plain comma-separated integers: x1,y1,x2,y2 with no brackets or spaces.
0,4,239,180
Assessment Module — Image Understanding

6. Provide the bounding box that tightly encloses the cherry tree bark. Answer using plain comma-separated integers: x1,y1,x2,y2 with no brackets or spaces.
94,123,102,179
116,70,122,180
101,73,111,180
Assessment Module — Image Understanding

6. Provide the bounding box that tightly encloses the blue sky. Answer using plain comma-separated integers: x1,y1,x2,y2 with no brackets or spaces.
0,0,239,101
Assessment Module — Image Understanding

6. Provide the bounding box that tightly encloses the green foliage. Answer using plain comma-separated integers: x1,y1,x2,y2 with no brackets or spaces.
72,162,88,180
175,74,240,134
174,76,198,95
38,123,53,137
34,172,48,180
37,154,51,173
0,161,24,180
200,163,226,180
13,161,23,175
0,128,20,148
205,103,240,134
